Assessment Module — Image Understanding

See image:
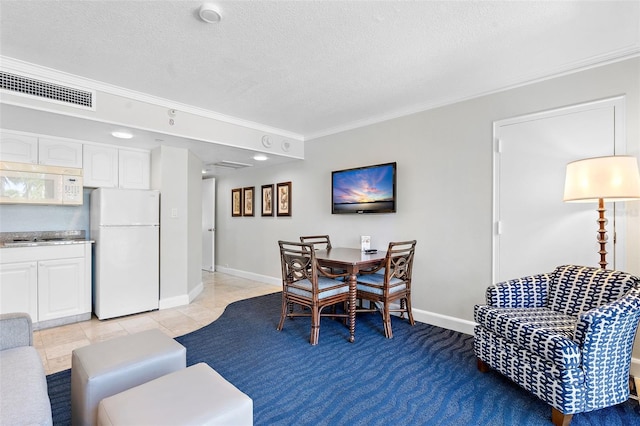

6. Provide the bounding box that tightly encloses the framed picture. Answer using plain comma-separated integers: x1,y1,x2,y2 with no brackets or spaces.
277,181,292,217
243,186,255,216
261,184,274,216
231,188,242,217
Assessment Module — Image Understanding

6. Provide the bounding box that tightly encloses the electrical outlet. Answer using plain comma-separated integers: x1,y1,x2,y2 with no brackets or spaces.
171,208,178,218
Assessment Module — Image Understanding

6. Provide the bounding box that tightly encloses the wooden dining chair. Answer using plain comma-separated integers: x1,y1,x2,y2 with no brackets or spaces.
356,240,417,338
300,235,347,275
277,241,351,345
299,235,332,250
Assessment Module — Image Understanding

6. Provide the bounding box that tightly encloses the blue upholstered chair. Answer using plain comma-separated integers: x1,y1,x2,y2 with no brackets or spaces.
474,265,640,426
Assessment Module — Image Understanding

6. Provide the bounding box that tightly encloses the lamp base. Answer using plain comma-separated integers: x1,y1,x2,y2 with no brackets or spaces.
597,198,607,269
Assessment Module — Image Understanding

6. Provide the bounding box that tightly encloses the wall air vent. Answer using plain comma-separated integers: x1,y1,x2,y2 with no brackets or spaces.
0,71,94,109
211,161,253,169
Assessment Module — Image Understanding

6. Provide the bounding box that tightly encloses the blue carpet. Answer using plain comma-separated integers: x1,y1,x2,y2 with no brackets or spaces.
47,292,640,425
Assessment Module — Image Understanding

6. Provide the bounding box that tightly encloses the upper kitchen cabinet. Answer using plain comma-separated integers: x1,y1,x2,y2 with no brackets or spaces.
38,138,83,168
0,130,82,167
0,130,38,163
84,144,150,189
83,144,118,188
119,149,150,189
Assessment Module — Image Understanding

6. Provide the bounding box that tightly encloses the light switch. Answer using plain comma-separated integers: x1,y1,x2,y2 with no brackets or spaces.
171,208,178,218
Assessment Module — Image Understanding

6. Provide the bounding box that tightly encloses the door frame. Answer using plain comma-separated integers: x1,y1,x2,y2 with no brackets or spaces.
492,96,626,283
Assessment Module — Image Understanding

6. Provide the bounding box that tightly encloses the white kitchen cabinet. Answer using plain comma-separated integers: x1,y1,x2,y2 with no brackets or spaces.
0,261,38,320
38,138,83,168
119,149,150,189
38,257,87,322
0,243,91,328
0,130,83,168
0,130,38,163
83,144,118,188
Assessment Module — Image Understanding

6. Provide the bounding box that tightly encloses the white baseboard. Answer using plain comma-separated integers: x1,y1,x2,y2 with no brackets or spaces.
215,265,281,287
159,295,189,310
189,281,204,302
159,281,204,310
411,307,476,336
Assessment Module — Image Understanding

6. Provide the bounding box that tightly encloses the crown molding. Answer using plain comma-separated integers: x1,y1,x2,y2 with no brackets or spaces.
305,47,640,141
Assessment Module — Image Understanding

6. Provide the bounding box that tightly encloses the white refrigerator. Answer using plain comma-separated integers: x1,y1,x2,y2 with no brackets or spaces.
91,188,160,320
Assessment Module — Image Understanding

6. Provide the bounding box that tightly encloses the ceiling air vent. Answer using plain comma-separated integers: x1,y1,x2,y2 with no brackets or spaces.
211,161,253,169
0,71,94,109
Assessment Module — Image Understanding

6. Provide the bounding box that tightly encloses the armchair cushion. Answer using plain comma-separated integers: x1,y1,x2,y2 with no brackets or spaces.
474,306,580,370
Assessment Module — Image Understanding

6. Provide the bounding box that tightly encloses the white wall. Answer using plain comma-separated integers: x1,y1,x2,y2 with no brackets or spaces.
215,58,640,356
151,145,203,308
187,150,203,298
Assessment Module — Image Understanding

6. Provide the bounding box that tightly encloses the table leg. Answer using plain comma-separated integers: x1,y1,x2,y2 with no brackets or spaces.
348,272,356,343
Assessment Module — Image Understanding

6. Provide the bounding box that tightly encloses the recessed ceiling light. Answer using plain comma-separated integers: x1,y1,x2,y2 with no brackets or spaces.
111,130,133,139
199,3,221,23
253,154,268,161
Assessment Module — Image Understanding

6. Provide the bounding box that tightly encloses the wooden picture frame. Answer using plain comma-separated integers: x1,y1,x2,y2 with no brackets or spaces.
243,186,255,216
231,188,242,217
261,184,274,216
277,181,292,217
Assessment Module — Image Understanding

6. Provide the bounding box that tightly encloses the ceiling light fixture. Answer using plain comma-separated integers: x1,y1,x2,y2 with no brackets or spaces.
111,130,133,139
253,154,268,161
199,3,222,23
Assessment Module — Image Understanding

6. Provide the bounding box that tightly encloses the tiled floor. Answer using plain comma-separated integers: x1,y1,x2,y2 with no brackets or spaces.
35,271,280,375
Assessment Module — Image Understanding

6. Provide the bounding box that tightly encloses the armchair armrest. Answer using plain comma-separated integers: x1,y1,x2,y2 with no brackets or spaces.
0,312,33,350
573,287,640,406
486,273,550,308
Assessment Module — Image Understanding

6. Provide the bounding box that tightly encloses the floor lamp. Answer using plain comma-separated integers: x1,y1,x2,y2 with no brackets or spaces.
563,155,640,269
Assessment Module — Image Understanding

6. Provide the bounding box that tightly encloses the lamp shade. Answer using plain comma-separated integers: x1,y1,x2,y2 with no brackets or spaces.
563,155,640,202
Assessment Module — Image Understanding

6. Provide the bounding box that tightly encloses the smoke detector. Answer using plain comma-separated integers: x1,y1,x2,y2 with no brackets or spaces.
199,3,221,23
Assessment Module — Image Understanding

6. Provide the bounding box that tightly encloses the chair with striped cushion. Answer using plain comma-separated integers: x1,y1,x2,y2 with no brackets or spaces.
474,265,640,426
277,241,351,345
356,240,417,338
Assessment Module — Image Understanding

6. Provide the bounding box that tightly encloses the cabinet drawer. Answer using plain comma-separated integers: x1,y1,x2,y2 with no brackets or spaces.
0,243,89,263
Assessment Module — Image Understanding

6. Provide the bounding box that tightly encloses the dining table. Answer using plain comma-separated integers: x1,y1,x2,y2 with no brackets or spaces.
314,247,387,343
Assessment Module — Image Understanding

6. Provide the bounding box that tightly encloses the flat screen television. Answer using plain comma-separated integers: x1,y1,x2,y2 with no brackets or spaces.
331,162,396,214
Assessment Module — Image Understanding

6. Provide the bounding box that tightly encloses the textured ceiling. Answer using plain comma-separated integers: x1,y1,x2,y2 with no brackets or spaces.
0,1,639,142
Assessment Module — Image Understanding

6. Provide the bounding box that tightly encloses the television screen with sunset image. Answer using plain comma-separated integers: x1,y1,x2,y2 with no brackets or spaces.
331,162,396,214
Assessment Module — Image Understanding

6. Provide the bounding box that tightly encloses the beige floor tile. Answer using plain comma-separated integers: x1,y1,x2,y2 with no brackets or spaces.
44,338,90,360
37,271,277,373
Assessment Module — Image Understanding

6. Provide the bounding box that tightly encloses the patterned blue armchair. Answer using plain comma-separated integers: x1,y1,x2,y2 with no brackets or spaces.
474,265,640,426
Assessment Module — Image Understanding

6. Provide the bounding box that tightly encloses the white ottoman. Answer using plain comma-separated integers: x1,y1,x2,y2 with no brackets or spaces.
71,329,186,426
97,363,253,426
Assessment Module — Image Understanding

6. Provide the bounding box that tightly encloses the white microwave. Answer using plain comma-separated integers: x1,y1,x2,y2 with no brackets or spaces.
0,161,83,205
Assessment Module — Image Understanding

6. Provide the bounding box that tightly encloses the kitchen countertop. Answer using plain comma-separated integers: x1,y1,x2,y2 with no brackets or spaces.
0,230,94,248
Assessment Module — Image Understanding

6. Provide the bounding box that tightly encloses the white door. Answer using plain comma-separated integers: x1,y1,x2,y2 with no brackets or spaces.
493,97,626,282
202,178,216,271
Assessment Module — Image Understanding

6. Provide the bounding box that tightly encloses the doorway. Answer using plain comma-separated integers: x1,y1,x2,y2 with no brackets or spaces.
202,178,216,271
493,97,626,282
